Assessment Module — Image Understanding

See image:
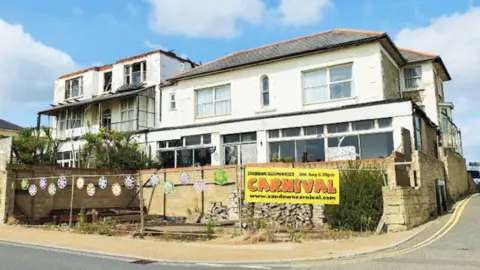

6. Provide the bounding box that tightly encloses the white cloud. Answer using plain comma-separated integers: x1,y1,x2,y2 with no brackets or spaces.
146,0,331,38
0,19,78,109
277,0,332,26
143,39,168,50
394,6,480,161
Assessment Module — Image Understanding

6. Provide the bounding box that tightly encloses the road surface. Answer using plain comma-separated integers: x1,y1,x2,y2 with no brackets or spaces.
0,194,477,270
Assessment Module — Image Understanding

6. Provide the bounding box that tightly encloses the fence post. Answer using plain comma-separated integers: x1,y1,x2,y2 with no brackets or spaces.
201,167,205,216
69,175,75,228
138,173,145,237
237,165,243,234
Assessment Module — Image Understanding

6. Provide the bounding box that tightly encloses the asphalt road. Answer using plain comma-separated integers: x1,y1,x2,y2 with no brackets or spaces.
0,195,478,270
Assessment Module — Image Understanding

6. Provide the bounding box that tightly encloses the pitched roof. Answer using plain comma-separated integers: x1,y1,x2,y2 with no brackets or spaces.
399,48,438,62
170,29,396,81
0,119,22,131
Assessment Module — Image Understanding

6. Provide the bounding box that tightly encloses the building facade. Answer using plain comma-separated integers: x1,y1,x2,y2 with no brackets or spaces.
39,29,463,168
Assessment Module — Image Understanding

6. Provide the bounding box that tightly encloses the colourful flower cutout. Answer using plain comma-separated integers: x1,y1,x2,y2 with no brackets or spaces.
48,183,56,196
213,169,228,185
98,176,108,189
112,183,121,196
179,171,190,185
149,173,160,187
21,179,29,190
57,175,67,189
28,184,37,196
124,175,135,190
163,180,175,194
39,178,47,189
193,177,206,192
87,183,96,196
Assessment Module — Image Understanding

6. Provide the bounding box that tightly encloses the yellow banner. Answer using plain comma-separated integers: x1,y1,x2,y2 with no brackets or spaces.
245,167,340,205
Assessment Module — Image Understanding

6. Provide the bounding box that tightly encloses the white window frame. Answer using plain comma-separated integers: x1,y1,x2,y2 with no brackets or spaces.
124,61,146,84
404,66,422,90
157,134,212,168
120,98,135,131
261,75,270,107
103,71,112,92
195,85,231,118
170,93,176,110
65,77,83,99
302,63,354,104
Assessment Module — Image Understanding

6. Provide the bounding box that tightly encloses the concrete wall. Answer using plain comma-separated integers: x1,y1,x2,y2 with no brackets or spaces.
6,165,138,222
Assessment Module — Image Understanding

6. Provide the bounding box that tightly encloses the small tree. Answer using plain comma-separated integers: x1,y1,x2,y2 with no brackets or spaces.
324,161,384,232
11,127,61,166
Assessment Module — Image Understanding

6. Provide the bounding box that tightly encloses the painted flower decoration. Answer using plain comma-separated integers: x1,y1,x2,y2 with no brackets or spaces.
39,178,47,190
76,177,85,189
112,183,122,196
124,175,135,190
179,171,190,185
57,175,67,189
213,169,228,185
163,180,175,194
48,183,56,196
28,184,37,196
21,179,29,190
193,177,206,192
98,176,108,189
149,173,160,187
87,183,96,197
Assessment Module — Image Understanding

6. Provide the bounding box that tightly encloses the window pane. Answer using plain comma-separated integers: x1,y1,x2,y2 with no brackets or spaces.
360,132,394,159
241,144,257,165
330,81,352,99
327,123,349,133
185,135,201,146
197,103,214,117
378,118,392,128
269,130,280,138
282,128,301,137
215,100,231,115
177,149,193,167
215,85,231,101
353,120,374,131
224,146,238,165
262,76,269,91
305,125,323,136
167,139,182,147
296,139,325,163
203,134,211,144
405,66,421,78
241,132,257,143
197,89,213,104
269,141,295,162
224,134,240,144
159,151,175,168
262,92,270,106
330,64,352,82
303,69,327,88
158,141,167,148
194,148,211,166
305,86,328,103
327,135,359,160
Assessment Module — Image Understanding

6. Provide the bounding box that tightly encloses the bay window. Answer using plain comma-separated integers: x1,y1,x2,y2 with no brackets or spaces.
303,63,353,103
196,85,231,117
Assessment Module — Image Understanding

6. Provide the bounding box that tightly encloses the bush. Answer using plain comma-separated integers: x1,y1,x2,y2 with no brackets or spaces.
324,162,384,232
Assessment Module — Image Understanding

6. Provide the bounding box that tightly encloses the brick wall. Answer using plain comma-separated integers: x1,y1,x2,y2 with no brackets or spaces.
6,165,139,222
443,148,477,201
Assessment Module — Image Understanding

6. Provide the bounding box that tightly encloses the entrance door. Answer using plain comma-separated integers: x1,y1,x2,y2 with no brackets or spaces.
436,180,447,215
102,109,112,131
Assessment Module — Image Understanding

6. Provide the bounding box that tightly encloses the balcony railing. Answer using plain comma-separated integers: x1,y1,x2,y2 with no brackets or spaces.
101,120,137,133
56,124,100,140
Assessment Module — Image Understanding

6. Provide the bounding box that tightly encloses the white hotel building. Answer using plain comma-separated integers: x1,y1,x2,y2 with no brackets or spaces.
38,29,463,168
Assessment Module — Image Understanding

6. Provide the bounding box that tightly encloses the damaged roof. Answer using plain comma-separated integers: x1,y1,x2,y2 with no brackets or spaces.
169,29,405,81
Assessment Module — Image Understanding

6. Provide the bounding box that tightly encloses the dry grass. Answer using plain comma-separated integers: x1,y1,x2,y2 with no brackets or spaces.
6,216,18,226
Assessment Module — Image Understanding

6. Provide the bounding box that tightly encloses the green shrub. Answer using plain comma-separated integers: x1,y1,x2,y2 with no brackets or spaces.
205,218,216,240
324,162,384,232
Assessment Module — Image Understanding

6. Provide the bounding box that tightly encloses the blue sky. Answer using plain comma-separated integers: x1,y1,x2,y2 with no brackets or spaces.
0,0,479,161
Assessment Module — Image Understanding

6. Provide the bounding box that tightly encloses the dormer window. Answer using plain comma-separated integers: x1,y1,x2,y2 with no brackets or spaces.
103,71,112,92
65,77,83,99
404,66,422,90
124,61,146,84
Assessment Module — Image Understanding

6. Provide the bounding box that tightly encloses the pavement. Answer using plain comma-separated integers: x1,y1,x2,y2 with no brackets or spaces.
0,193,477,269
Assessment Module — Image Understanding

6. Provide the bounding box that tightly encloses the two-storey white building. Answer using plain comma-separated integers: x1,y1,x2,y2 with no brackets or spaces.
147,29,462,168
37,50,196,167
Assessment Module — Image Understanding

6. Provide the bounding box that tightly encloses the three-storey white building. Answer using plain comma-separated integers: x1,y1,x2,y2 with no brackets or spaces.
38,50,196,167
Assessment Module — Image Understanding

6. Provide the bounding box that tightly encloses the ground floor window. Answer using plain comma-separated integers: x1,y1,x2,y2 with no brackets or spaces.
269,139,325,162
223,132,257,165
157,134,212,168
